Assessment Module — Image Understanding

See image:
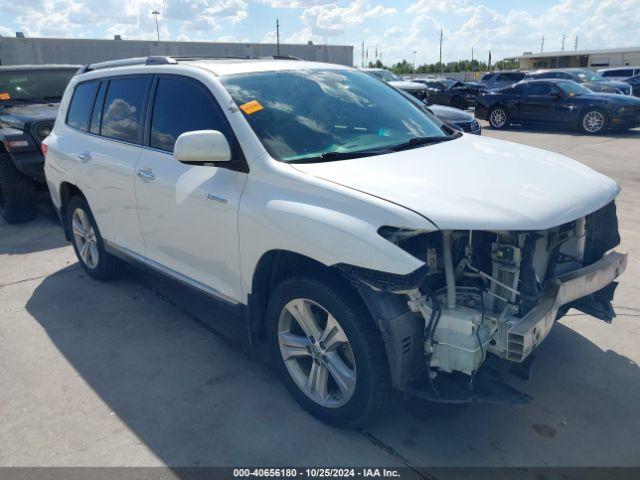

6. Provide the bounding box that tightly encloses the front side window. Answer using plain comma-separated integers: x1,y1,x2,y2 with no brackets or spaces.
575,70,604,82
67,81,99,131
523,83,554,95
150,76,230,152
220,68,450,163
101,76,151,144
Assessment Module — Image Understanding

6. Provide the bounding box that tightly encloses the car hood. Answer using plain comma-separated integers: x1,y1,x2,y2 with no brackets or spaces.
290,134,619,231
427,104,474,122
388,80,425,91
0,103,59,127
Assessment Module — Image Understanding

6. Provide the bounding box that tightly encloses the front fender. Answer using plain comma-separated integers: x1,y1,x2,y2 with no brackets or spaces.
239,164,437,301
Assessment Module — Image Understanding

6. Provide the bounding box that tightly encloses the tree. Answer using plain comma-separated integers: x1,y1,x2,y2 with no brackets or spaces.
367,60,384,68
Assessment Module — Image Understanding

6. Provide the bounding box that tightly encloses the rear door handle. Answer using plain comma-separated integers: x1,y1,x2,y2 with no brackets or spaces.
136,168,156,181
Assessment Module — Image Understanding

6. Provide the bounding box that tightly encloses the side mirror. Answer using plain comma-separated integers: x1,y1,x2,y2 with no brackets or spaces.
173,130,231,164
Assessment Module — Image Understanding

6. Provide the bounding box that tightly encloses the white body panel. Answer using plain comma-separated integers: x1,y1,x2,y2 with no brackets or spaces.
46,125,146,254
135,148,247,301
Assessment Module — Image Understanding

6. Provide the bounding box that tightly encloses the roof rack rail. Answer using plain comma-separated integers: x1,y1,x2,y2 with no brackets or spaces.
75,54,302,75
76,56,177,74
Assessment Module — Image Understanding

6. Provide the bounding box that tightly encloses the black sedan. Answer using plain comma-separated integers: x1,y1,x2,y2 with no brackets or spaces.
626,74,640,97
475,79,640,134
412,79,484,109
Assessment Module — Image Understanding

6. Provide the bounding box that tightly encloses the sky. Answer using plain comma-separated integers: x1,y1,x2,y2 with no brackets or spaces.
1,0,639,66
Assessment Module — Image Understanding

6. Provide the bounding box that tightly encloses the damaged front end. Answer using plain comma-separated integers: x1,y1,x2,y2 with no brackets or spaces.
338,201,627,404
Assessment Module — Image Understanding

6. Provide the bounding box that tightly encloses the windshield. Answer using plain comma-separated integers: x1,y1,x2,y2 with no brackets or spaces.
575,70,605,82
367,69,400,82
557,80,592,96
0,69,76,104
221,69,450,163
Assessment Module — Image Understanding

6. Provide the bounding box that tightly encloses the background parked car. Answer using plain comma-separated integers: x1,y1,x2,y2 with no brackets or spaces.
363,68,428,101
598,67,640,81
625,74,640,97
411,78,484,109
366,71,482,134
475,79,640,134
527,68,632,95
0,65,79,223
480,70,527,91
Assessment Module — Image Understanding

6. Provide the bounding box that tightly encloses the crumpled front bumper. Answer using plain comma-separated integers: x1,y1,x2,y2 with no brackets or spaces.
506,251,627,362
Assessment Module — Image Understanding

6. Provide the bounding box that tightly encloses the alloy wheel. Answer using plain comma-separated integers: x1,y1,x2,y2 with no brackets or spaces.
277,298,357,408
72,208,99,269
490,108,507,128
583,111,605,133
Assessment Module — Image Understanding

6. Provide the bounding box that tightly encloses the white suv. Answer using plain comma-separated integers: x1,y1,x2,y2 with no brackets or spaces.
44,56,626,425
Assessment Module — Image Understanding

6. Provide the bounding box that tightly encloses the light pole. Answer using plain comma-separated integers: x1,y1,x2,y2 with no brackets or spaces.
412,50,417,74
152,10,160,42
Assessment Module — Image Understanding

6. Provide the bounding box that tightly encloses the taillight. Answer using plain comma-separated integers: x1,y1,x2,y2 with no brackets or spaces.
41,143,48,157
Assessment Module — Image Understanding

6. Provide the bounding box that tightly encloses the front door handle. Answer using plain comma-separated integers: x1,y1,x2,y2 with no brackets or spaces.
136,168,156,181
78,152,91,162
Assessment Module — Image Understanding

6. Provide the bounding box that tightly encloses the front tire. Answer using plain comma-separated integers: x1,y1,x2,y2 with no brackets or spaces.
67,195,122,280
267,276,392,426
0,154,39,224
488,106,510,129
580,109,608,134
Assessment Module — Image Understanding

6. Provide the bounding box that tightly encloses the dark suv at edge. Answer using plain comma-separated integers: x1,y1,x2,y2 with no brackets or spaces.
0,65,78,223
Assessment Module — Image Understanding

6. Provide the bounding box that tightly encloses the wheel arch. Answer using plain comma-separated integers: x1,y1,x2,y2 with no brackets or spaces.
247,248,424,389
58,181,84,241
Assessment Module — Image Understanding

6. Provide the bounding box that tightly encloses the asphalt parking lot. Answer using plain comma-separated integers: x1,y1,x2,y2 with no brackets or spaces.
1,124,639,471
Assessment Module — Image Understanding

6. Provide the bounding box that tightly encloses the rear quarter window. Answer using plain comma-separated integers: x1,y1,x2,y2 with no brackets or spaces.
66,81,99,131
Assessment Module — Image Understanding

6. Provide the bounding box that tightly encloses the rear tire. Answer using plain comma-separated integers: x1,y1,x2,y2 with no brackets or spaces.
0,153,39,224
67,195,122,280
488,106,510,129
267,275,392,426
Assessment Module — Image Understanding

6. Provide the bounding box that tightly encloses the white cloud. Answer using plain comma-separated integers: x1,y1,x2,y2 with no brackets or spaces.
300,0,395,37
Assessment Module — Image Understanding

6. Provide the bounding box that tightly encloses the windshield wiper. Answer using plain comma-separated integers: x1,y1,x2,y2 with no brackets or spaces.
289,149,389,163
384,135,457,152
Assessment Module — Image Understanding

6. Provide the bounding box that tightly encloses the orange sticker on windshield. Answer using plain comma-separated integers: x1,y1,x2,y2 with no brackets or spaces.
240,100,264,115
0,93,10,100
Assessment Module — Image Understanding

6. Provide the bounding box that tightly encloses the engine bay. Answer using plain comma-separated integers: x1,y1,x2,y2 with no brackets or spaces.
373,201,624,387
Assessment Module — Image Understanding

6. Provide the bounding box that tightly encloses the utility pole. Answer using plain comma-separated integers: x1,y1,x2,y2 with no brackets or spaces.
152,10,160,42
574,36,578,51
561,33,565,51
488,51,492,71
540,34,545,52
412,50,417,73
276,19,280,56
439,29,443,73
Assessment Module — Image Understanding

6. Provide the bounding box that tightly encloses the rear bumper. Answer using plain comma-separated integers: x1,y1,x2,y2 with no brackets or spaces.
506,251,627,362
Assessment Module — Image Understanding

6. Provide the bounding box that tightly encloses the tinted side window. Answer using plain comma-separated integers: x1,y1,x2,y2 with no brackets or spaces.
150,76,230,152
481,73,494,81
101,76,151,144
524,83,552,95
89,81,107,134
67,81,98,131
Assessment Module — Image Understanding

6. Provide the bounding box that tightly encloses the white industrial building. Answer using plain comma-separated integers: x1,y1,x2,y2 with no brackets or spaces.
508,46,640,70
0,35,353,67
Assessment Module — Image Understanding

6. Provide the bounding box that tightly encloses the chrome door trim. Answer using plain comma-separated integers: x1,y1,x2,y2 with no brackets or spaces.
103,239,240,306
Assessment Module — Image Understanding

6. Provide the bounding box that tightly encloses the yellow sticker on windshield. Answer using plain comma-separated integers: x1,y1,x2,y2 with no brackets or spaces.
240,100,264,115
0,92,10,100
